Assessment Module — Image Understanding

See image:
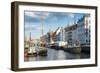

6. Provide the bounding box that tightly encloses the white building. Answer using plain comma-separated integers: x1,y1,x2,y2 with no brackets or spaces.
64,14,90,47
77,14,90,45
65,24,78,47
54,27,67,47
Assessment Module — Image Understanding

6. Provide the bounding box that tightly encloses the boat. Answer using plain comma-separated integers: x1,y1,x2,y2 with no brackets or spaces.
37,47,47,56
28,44,37,56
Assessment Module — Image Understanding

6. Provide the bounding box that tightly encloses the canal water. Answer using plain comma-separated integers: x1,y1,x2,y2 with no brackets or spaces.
24,48,90,61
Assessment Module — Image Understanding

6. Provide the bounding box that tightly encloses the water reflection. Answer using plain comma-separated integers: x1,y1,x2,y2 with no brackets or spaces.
24,48,90,61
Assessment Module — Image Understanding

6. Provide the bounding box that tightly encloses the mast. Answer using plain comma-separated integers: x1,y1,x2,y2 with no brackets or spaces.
29,32,31,41
29,32,31,47
41,17,44,37
40,16,44,44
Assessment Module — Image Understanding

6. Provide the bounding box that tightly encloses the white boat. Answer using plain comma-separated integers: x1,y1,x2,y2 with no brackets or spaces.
28,44,37,54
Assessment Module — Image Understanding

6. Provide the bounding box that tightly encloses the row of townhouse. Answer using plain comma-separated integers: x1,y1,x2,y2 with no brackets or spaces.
65,14,90,47
43,14,91,47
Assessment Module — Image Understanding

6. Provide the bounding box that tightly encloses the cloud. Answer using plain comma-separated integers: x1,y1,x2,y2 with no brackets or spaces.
46,12,75,22
34,12,50,19
24,11,76,27
25,11,75,20
25,11,50,20
25,22,44,31
25,23,37,30
25,11,75,23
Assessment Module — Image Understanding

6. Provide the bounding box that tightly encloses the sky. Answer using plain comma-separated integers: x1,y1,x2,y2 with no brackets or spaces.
24,11,85,39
